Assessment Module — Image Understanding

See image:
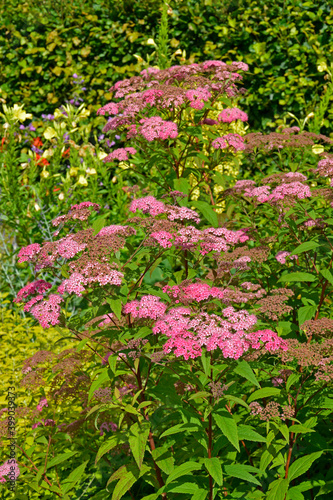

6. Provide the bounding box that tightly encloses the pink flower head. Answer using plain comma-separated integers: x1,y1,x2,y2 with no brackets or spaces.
97,102,119,116
139,117,178,141
218,108,248,123
17,243,41,263
99,421,118,436
244,185,271,203
30,294,63,328
14,280,52,303
123,295,167,320
268,182,311,202
97,225,134,237
103,147,137,162
58,272,86,297
186,87,212,110
98,315,113,328
212,134,245,151
57,237,86,259
275,251,297,265
129,196,165,216
0,460,20,483
231,61,249,71
70,202,100,211
151,231,174,248
36,397,48,412
166,206,201,224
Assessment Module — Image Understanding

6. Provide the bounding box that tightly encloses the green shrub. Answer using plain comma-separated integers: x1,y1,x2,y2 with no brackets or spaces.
1,0,333,131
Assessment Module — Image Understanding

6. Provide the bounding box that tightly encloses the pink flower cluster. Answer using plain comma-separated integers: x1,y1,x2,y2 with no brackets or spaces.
152,305,288,360
240,181,311,203
36,397,48,412
218,108,248,123
58,268,123,297
17,243,41,263
138,117,178,142
212,134,245,151
57,237,86,259
99,421,118,436
97,225,135,237
129,196,200,223
103,147,137,162
0,460,20,483
185,87,212,110
150,231,174,248
275,251,297,265
163,282,225,303
123,295,167,320
71,202,100,211
14,280,52,303
97,102,119,116
32,419,55,429
30,294,63,328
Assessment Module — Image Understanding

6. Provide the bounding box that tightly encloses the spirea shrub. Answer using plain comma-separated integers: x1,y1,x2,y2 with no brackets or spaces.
10,61,333,499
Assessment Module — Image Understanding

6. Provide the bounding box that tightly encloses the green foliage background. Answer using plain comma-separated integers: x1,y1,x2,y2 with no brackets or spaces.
1,0,333,131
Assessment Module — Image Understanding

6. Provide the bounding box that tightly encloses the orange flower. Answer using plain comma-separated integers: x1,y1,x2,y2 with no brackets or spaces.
35,153,49,166
62,147,70,158
32,137,43,148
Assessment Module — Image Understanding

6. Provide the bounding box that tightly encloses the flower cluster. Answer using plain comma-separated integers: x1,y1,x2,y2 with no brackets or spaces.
218,108,248,123
212,134,245,151
0,460,20,483
103,147,137,162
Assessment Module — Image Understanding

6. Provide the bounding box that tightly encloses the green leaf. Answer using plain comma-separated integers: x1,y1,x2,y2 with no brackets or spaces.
88,369,109,403
204,457,223,486
288,425,315,434
286,486,304,500
167,482,199,493
234,360,260,388
290,241,319,255
128,421,150,469
320,268,333,286
191,200,218,227
298,305,317,325
47,451,78,469
173,178,190,195
160,423,201,438
191,490,207,500
152,447,174,475
213,412,240,452
92,215,108,236
237,425,266,443
223,464,261,486
166,462,202,484
62,461,89,494
278,272,316,283
109,464,149,500
247,387,281,404
106,298,122,320
266,478,289,500
95,435,123,464
287,451,323,481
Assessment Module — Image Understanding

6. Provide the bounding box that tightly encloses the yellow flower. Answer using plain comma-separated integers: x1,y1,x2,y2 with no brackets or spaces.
41,170,50,179
317,60,328,73
44,127,57,140
1,104,32,123
312,144,325,155
77,175,88,186
87,168,97,175
34,203,41,211
58,193,64,200
69,167,78,177
98,151,108,160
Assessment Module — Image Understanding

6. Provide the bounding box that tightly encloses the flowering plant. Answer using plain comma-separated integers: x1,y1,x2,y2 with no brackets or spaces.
8,61,333,499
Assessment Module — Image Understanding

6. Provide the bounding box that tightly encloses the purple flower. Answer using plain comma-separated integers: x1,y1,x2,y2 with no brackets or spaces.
63,133,69,143
19,124,25,130
27,123,36,132
98,134,105,142
107,139,115,148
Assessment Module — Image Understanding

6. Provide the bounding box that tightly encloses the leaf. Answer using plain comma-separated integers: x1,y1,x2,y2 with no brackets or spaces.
278,272,316,283
290,241,319,255
287,451,323,481
286,486,304,500
92,215,108,236
298,305,317,325
191,201,218,227
192,490,208,500
88,369,109,402
247,387,281,404
166,462,202,484
160,423,201,438
47,451,78,469
266,478,289,500
320,268,333,286
95,435,122,464
106,298,122,320
152,447,174,475
62,461,89,494
237,425,267,443
166,482,199,493
223,464,261,486
288,425,314,434
128,421,150,469
234,360,260,388
213,412,240,452
109,464,149,500
204,457,223,486
173,178,190,195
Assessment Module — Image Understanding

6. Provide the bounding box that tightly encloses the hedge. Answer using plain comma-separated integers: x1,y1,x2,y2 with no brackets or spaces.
0,0,333,131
